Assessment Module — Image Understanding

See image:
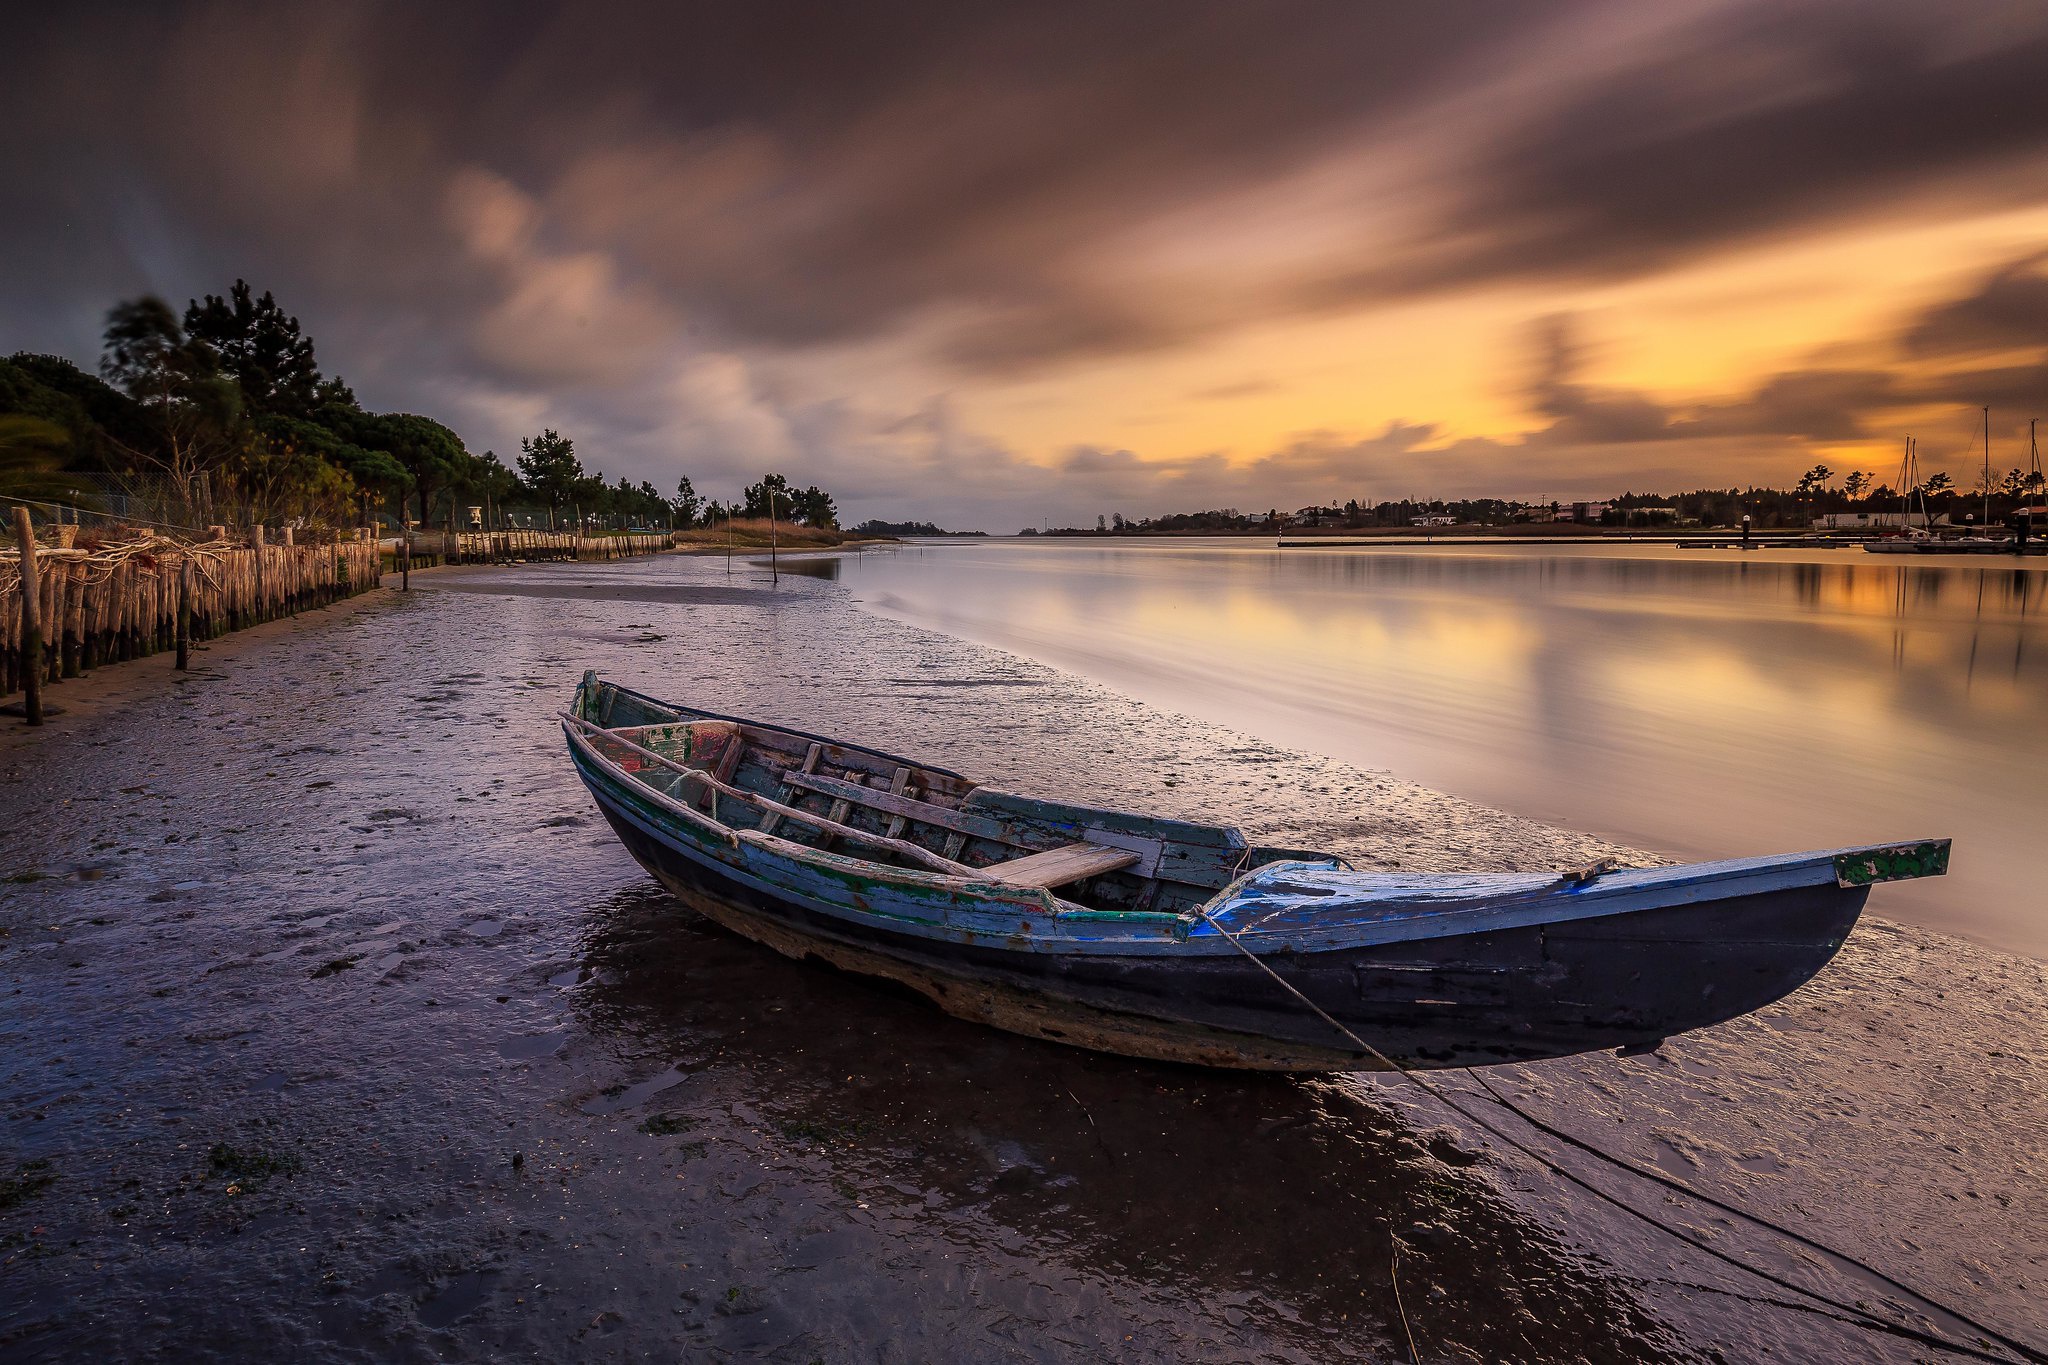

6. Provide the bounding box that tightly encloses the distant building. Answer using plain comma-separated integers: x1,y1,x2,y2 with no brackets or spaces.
1410,515,1456,527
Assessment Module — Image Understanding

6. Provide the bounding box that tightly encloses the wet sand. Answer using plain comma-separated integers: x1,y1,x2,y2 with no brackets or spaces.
1,555,2042,1362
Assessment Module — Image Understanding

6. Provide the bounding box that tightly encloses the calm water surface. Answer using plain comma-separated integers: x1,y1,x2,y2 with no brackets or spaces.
845,538,2048,958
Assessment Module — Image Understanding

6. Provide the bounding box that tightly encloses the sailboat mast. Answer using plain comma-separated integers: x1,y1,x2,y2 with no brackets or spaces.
2033,418,2042,494
1983,406,1992,529
1897,436,1910,531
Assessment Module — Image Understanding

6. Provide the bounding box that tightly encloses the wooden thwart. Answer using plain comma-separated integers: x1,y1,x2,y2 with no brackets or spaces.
781,768,1018,846
759,741,821,837
881,767,913,838
980,841,1140,889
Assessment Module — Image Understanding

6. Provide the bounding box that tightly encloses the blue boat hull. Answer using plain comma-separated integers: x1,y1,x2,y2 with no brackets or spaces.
585,774,1871,1070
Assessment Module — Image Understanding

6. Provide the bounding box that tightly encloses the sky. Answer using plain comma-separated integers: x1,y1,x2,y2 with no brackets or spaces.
5,1,2048,530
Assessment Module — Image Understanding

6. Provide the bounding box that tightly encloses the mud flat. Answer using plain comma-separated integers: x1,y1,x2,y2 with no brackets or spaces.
1,555,2042,1362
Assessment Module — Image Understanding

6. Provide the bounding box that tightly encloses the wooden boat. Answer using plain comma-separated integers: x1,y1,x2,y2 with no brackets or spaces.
563,674,1951,1071
1863,535,2013,555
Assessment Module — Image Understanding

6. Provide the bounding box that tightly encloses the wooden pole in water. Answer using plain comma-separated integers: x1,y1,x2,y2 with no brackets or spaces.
769,488,779,585
400,503,411,591
176,554,193,670
1974,403,1990,532
12,507,43,725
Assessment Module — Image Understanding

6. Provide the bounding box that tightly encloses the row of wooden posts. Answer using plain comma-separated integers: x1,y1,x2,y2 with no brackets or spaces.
3,516,683,720
392,528,677,571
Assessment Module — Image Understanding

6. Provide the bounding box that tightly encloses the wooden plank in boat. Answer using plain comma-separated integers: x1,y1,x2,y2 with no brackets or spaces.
967,788,1247,848
881,767,913,838
760,742,821,838
782,769,1025,846
980,842,1141,889
820,772,857,850
705,728,745,822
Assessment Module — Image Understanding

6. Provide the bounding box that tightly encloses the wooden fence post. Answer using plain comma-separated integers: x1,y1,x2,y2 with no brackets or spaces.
250,523,266,624
176,556,194,671
12,507,42,725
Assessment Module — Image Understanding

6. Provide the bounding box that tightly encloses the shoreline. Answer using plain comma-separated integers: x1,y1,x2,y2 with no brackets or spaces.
0,536,898,725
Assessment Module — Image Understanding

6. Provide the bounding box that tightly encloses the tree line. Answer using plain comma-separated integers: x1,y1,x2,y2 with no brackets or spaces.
0,280,839,535
1041,463,2048,535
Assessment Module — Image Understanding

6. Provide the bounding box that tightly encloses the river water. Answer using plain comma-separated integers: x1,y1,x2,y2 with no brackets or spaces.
1,552,2043,1363
844,538,2048,959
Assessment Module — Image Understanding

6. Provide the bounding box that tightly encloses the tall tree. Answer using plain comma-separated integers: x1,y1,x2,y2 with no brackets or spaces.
789,484,836,528
183,281,323,418
741,472,791,519
672,475,702,528
517,429,581,530
100,296,242,514
354,412,467,525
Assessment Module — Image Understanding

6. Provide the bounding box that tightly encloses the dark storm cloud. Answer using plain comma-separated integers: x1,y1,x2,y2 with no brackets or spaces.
1904,250,2048,357
461,0,1553,370
1525,316,1677,444
1311,1,2048,306
0,0,1558,391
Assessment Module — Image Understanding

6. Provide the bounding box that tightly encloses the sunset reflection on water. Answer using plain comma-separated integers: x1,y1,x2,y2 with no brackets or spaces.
851,539,2048,957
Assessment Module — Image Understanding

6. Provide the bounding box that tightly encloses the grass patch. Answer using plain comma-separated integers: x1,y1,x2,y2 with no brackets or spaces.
309,956,358,979
673,519,889,551
2,870,47,885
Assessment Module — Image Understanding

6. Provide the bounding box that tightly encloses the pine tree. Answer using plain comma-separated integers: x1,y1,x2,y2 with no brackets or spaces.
184,281,323,418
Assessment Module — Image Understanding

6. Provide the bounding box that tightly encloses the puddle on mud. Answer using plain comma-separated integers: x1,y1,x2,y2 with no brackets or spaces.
497,1032,569,1061
0,555,2041,1363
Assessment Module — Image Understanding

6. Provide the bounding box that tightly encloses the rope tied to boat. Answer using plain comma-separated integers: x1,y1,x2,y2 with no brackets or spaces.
1189,902,2047,1365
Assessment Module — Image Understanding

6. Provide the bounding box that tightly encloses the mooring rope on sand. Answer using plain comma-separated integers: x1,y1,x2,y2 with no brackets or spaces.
1190,904,2047,1365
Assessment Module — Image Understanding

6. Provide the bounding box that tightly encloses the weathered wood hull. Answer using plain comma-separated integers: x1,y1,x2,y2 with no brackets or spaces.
579,754,1872,1071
